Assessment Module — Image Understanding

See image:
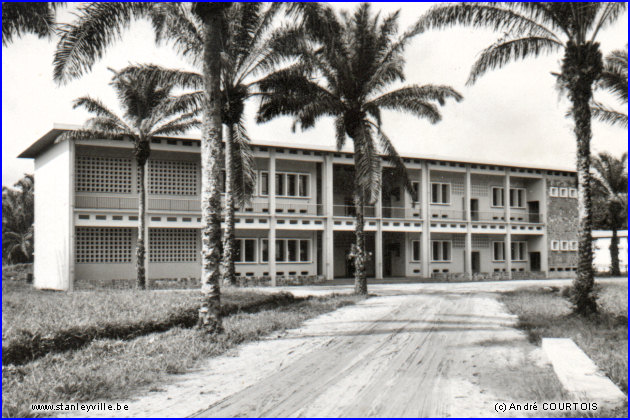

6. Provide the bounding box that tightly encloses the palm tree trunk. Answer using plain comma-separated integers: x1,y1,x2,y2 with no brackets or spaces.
609,222,620,276
353,189,368,295
564,42,602,315
222,124,237,286
136,158,147,289
195,3,228,333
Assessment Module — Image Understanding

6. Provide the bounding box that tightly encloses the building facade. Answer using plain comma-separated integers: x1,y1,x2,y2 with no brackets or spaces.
20,125,580,290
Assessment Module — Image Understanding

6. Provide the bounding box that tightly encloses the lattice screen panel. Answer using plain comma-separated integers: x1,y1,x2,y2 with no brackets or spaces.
76,227,133,263
149,160,198,195
76,156,133,193
472,236,490,248
471,184,489,196
452,234,465,248
149,228,198,262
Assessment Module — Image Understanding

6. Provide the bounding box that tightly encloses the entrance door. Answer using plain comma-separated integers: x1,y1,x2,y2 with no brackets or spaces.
530,252,541,271
471,251,481,274
470,199,479,221
527,201,540,223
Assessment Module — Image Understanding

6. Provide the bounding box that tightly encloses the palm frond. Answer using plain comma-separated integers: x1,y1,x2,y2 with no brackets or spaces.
229,122,256,207
368,85,463,123
53,2,152,84
116,64,204,90
150,113,200,137
59,128,127,142
415,3,561,41
353,124,382,204
468,35,563,85
368,121,413,197
2,2,61,46
591,102,628,128
72,96,131,130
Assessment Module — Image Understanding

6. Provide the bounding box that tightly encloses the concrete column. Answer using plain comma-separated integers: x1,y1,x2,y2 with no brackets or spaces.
269,150,277,286
324,155,334,280
144,159,150,283
375,224,383,279
421,161,431,277
68,139,76,291
504,169,512,279
464,165,472,279
540,176,549,275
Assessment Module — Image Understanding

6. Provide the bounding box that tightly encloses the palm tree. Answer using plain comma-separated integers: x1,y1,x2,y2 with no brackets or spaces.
52,2,230,333
592,152,627,276
2,174,35,264
61,67,200,289
2,2,63,46
145,2,285,286
416,2,627,315
257,3,463,295
592,45,628,128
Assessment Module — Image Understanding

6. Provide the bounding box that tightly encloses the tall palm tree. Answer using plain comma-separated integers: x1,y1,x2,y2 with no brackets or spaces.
144,2,284,286
257,3,462,295
61,67,200,289
2,174,35,264
52,2,229,332
592,152,627,276
416,2,627,315
593,45,628,128
2,2,63,46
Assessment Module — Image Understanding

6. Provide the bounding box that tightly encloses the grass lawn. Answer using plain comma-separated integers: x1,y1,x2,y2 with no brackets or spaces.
2,280,362,417
500,281,628,417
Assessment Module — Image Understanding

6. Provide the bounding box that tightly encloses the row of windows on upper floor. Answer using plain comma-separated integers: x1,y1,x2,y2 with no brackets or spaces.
77,156,560,207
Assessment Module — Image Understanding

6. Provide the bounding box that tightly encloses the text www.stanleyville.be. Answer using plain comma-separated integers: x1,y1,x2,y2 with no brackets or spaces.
31,402,129,413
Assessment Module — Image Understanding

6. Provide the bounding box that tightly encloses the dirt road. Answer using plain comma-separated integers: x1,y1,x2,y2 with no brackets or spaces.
191,287,563,418
72,279,625,418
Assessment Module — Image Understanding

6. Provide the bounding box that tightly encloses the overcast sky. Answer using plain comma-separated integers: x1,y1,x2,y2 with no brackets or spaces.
2,2,628,187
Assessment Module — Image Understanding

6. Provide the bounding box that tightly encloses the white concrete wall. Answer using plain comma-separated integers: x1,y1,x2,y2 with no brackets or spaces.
33,140,73,290
593,235,628,273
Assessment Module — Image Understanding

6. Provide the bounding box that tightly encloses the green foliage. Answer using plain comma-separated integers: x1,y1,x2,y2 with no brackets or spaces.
2,175,34,264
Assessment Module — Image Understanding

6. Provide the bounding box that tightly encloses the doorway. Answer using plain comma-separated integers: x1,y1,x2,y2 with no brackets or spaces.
471,251,481,274
530,252,541,272
470,199,479,221
527,201,540,223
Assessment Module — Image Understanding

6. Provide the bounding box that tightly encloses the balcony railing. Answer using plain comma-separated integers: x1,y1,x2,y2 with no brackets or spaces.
382,206,422,219
430,209,466,220
333,205,376,217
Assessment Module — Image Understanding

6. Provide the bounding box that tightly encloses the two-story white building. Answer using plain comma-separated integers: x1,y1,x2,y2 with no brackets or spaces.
19,124,580,290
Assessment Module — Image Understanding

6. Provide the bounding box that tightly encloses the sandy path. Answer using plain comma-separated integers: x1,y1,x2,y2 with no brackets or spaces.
64,279,591,418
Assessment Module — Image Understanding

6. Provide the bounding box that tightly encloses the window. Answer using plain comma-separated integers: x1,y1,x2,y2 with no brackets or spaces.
559,187,568,197
76,227,133,263
509,188,525,208
561,240,569,251
76,156,133,193
260,172,269,195
260,171,310,197
511,241,527,261
411,182,420,202
550,240,559,251
549,187,558,197
491,187,504,207
570,241,578,251
235,239,257,263
150,228,198,262
431,183,450,204
261,239,311,262
493,242,505,261
569,188,578,198
431,240,451,261
411,240,421,262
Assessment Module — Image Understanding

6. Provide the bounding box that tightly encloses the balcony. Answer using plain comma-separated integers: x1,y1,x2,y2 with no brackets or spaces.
430,209,466,221
382,206,422,219
333,205,376,218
